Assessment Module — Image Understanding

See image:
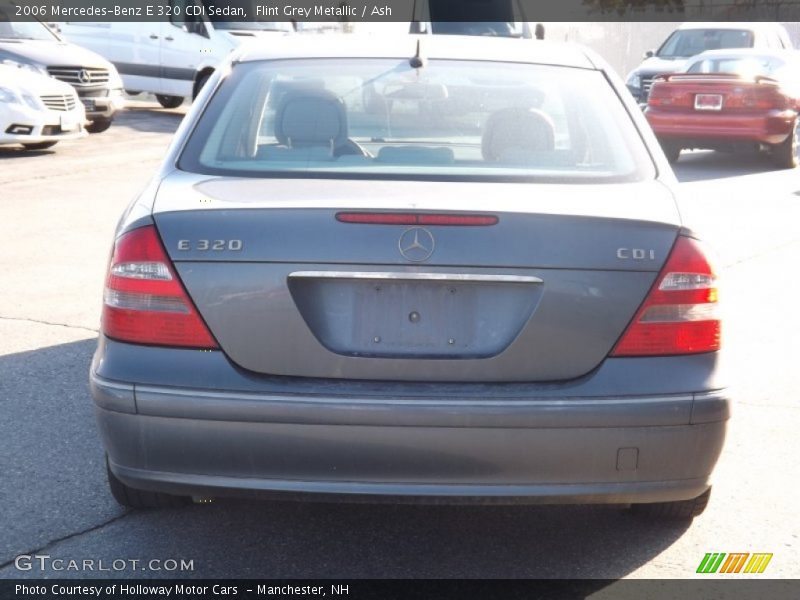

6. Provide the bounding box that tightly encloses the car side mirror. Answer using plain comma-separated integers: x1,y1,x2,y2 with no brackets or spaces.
644,50,655,59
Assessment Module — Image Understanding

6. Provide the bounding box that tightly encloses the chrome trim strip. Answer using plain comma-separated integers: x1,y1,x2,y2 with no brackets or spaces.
90,373,136,414
135,384,693,407
116,381,725,427
288,271,543,284
91,373,135,392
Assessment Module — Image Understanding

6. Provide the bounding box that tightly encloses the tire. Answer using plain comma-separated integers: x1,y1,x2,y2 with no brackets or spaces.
156,94,184,109
86,118,112,134
771,118,799,169
193,71,212,100
22,141,58,151
630,487,711,520
107,458,189,509
659,140,682,164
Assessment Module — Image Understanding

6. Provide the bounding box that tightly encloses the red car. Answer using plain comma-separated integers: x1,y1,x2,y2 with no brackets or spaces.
645,49,800,167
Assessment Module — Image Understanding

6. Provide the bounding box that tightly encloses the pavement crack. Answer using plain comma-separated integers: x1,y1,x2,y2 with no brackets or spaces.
722,237,800,270
0,512,131,570
0,315,98,334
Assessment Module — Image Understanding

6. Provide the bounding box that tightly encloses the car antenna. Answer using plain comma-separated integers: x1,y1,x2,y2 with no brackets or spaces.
410,39,426,69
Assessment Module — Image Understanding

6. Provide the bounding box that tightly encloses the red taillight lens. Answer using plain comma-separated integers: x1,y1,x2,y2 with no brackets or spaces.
648,81,693,109
102,226,218,349
611,236,720,357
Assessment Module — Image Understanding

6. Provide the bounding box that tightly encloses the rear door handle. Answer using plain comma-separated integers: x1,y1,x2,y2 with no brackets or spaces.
149,34,159,39
165,36,174,41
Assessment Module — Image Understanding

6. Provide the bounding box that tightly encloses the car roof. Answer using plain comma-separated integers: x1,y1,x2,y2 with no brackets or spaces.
235,35,596,69
676,22,782,32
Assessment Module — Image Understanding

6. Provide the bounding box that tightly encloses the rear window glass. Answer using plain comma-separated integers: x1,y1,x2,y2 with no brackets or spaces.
658,29,754,59
686,56,784,77
179,58,654,183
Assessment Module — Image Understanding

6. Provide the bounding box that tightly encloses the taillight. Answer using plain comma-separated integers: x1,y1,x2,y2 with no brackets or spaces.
102,225,218,349
648,81,693,109
740,86,788,110
611,235,720,357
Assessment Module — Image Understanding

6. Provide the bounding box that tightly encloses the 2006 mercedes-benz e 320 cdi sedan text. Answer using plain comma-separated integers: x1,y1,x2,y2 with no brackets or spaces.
91,36,728,519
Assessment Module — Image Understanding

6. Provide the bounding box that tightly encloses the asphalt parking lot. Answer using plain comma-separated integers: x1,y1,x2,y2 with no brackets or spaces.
1,101,799,580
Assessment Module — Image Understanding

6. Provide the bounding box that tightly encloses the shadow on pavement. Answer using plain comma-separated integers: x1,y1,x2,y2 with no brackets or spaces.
673,149,787,183
116,104,186,135
0,147,57,159
0,339,691,580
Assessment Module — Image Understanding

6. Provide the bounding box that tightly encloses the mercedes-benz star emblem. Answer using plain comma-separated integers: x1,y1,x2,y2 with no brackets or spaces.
398,227,435,262
78,69,91,84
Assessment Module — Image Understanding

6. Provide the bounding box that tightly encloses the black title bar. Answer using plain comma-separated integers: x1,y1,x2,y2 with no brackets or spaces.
4,580,800,600
3,0,800,22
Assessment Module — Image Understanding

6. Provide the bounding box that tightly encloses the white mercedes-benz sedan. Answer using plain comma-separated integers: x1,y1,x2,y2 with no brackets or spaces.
0,62,86,150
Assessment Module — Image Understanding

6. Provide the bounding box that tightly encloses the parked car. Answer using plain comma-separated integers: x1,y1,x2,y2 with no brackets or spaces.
0,62,86,150
59,1,293,108
92,35,727,520
646,49,800,167
626,23,793,105
0,7,124,133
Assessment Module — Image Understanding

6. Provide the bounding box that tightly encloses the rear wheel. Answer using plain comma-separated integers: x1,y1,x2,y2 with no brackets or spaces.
106,457,189,509
86,118,112,134
22,141,58,151
659,140,682,164
156,94,184,109
630,487,711,520
771,119,799,169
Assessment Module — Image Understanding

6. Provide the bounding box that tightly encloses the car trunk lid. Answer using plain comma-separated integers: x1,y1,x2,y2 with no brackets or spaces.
152,174,681,382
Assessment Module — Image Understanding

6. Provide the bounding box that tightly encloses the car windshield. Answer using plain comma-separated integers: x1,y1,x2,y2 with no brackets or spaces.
686,55,785,77
180,58,652,183
0,16,57,41
199,1,294,31
657,29,754,59
429,22,525,38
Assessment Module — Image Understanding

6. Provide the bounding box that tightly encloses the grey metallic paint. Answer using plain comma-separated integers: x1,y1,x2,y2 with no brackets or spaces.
91,37,728,504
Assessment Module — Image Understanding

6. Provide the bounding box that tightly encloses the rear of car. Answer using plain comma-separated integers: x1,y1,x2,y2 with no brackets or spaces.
91,37,728,518
0,64,86,149
625,23,792,105
645,50,800,166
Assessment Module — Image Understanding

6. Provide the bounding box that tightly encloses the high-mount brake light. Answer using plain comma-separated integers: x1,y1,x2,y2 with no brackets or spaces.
336,213,499,226
102,225,218,348
611,235,720,356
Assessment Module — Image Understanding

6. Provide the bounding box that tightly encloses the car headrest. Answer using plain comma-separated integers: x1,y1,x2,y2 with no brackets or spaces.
482,108,556,163
274,90,349,148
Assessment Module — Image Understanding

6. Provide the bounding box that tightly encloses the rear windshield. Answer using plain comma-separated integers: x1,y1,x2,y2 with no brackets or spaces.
179,58,654,183
686,56,785,77
657,29,754,59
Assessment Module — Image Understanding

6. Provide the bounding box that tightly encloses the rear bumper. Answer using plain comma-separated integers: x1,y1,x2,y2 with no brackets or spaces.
646,108,796,146
92,367,729,504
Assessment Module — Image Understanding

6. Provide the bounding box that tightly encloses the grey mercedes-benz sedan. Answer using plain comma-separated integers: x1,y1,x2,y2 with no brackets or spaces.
91,35,728,519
